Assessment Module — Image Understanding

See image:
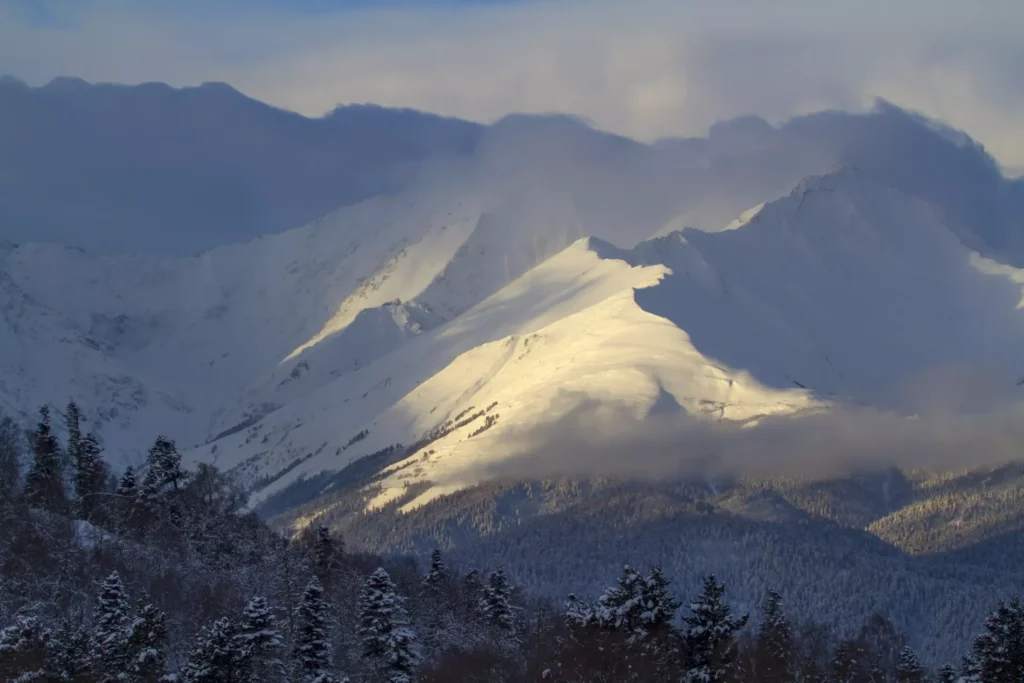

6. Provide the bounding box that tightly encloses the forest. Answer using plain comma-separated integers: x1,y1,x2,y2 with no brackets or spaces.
1,403,1022,682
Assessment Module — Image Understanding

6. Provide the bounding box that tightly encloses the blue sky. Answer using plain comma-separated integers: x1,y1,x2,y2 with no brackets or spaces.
3,0,1024,167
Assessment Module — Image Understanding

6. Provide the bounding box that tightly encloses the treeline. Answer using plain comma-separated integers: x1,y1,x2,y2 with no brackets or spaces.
1,404,1022,682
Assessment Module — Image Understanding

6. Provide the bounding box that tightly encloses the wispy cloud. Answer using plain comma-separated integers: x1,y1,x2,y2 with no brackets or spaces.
2,0,1023,165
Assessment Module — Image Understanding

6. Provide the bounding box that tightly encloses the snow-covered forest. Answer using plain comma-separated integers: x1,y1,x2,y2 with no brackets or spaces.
1,404,1021,682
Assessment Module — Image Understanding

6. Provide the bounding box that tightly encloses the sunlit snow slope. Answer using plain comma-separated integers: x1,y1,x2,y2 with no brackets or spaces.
185,168,1024,512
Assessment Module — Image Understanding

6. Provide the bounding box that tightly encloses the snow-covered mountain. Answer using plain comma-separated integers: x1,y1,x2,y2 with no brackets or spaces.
2,98,1023,517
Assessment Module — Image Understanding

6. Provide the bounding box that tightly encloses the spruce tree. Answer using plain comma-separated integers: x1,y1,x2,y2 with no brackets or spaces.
0,416,21,498
641,566,680,634
235,596,284,682
358,568,418,683
0,615,51,682
75,432,107,521
682,574,749,683
24,405,66,512
936,663,956,683
592,565,644,632
65,400,82,478
830,642,858,683
755,589,793,683
91,571,132,682
897,645,923,683
294,578,334,681
421,548,450,596
479,567,516,634
48,617,92,682
182,617,242,683
127,601,168,683
313,523,342,587
972,598,1024,683
117,466,138,497
148,435,186,492
461,568,483,616
959,654,982,683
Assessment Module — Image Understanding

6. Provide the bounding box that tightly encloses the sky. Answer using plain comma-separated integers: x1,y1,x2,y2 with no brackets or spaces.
2,0,1024,169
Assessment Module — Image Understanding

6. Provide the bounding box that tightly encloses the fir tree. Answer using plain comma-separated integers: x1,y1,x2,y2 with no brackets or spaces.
182,617,241,683
682,574,749,683
936,663,956,683
897,645,923,683
755,589,793,683
294,578,334,681
358,568,418,683
24,406,66,512
91,571,132,682
235,596,284,682
126,601,168,683
479,567,516,634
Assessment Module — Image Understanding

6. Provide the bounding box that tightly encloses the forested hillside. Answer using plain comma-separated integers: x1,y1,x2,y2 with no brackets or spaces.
2,404,1024,682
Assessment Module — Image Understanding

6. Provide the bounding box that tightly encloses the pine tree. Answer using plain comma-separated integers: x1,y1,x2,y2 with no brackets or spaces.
682,574,749,683
182,617,241,683
755,589,793,683
75,432,108,521
972,597,1024,683
358,568,418,683
0,615,50,682
24,406,66,512
479,567,516,634
897,645,923,683
91,571,132,682
294,578,334,681
126,601,168,683
959,654,982,683
235,596,284,682
421,548,450,596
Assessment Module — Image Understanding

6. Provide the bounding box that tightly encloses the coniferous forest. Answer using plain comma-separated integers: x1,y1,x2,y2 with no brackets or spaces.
2,404,1023,682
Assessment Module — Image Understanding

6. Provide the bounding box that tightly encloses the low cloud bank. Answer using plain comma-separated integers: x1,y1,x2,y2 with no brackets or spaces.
475,367,1024,483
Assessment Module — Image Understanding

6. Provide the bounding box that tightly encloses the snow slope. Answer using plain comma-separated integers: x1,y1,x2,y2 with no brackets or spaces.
181,168,1024,514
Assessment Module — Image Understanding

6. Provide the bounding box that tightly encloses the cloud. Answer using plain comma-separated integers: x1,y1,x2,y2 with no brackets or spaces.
1,1,1023,166
470,366,1024,484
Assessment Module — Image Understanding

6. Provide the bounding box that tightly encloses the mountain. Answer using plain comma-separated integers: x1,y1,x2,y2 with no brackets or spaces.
0,76,481,254
207,167,1024,515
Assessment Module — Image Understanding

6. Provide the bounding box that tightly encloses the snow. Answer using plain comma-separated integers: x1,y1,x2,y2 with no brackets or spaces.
2,132,1024,517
